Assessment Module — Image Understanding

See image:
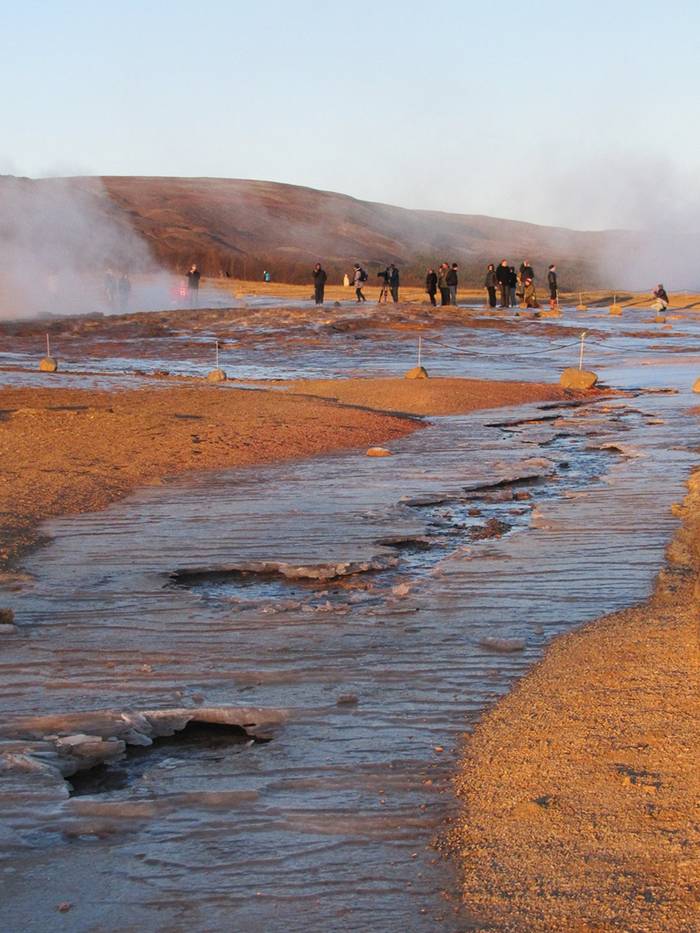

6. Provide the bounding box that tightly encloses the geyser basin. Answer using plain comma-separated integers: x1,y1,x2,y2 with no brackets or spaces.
1,345,698,929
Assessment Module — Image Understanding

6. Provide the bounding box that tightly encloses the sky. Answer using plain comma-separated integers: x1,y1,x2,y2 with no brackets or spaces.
2,0,699,230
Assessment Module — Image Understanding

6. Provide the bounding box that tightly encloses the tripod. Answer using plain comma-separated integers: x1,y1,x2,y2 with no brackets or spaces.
377,281,391,303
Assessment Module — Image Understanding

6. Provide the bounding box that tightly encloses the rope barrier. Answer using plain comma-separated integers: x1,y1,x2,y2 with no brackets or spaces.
584,339,685,355
426,336,590,357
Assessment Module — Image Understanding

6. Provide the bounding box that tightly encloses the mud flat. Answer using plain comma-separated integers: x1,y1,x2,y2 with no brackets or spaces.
452,473,700,931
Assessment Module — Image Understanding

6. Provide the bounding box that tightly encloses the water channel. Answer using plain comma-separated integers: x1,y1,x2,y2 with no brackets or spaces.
1,304,698,931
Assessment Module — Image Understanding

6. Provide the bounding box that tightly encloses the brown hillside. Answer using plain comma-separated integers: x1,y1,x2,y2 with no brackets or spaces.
0,175,630,286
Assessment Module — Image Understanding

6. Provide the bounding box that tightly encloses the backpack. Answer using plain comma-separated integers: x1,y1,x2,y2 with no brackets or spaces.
359,268,368,283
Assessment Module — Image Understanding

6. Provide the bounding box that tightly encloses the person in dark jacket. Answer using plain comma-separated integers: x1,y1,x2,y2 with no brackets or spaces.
652,283,669,312
485,263,497,308
508,266,518,307
312,263,327,305
353,263,368,302
377,267,391,303
426,268,438,306
446,263,459,307
437,263,451,305
547,264,558,309
186,264,201,308
496,259,510,308
389,264,400,303
520,259,534,282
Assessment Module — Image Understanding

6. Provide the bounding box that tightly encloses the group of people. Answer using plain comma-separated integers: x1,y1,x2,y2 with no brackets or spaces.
425,263,460,306
313,262,377,304
483,260,558,310
311,259,558,309
103,268,132,311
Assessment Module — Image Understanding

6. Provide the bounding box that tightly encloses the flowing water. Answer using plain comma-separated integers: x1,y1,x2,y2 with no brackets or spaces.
1,302,699,931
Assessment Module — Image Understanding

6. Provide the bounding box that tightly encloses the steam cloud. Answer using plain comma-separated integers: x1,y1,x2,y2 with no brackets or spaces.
0,175,170,319
519,154,700,291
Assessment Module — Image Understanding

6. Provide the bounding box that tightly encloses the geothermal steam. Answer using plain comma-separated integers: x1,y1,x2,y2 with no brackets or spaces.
0,175,165,319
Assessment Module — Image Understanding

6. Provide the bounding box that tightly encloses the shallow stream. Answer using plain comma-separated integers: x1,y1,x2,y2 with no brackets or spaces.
1,306,699,931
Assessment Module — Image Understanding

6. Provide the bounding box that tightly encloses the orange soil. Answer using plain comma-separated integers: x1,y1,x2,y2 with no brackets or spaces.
451,475,700,932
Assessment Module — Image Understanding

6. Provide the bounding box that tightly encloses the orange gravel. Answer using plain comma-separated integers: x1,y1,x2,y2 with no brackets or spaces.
451,474,700,932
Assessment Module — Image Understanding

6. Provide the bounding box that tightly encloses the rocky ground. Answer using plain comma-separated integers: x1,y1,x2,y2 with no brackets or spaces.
451,472,700,931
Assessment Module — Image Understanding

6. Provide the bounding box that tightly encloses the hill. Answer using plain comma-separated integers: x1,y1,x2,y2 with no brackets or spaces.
0,175,630,288
101,176,615,287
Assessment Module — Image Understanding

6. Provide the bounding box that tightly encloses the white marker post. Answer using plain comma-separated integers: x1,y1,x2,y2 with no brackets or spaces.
207,337,227,382
418,335,422,369
579,331,587,371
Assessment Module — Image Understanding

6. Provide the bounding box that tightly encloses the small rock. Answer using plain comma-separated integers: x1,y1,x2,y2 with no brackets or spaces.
433,745,445,754
206,368,227,382
56,902,72,913
404,366,429,380
0,608,14,625
560,367,598,390
693,378,700,393
366,447,392,457
336,694,359,706
39,357,58,373
470,518,511,541
479,636,526,653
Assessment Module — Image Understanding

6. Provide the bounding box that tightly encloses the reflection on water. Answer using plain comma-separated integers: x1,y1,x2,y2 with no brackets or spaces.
0,305,699,930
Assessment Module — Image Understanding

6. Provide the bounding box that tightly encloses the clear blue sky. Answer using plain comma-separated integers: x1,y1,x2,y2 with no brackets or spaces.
3,0,699,229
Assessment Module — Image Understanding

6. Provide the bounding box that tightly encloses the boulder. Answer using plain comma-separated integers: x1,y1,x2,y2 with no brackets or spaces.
692,378,700,393
366,447,392,457
206,368,227,382
404,366,428,379
609,304,622,316
0,608,14,625
39,357,58,372
560,368,598,390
